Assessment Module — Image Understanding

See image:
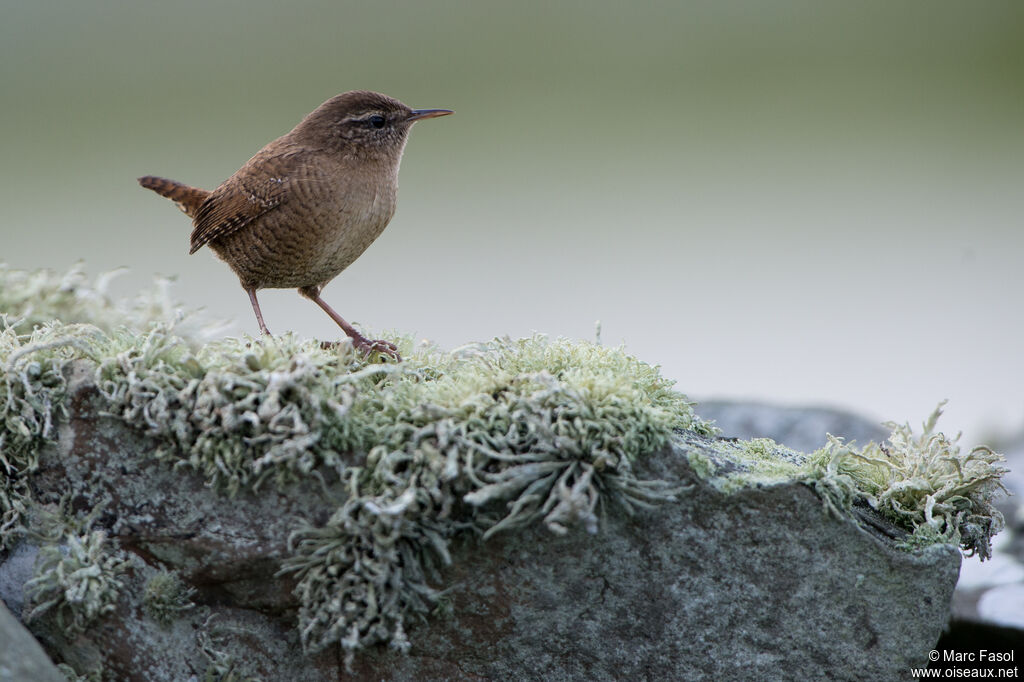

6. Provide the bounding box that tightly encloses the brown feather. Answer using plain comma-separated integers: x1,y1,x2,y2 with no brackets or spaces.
188,148,301,255
137,176,209,219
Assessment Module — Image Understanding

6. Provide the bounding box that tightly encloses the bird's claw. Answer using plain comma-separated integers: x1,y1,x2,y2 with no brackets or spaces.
359,338,401,361
321,337,401,361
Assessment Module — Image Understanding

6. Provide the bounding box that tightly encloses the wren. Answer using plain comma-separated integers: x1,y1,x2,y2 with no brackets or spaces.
138,90,452,360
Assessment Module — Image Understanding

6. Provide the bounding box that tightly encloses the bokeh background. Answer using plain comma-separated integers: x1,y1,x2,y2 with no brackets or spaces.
2,1,1022,448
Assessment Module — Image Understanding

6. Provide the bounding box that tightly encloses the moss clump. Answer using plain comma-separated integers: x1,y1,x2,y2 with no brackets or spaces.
1,264,220,551
0,262,225,340
23,528,128,634
1,322,88,550
93,327,365,495
803,402,1008,559
722,437,807,491
0,263,127,335
143,570,197,625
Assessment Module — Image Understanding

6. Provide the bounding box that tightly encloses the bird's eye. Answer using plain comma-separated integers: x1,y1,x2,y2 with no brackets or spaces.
368,115,386,129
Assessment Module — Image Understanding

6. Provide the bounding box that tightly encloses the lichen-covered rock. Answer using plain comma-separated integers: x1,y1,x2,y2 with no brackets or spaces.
0,266,1009,680
701,399,1024,649
353,438,963,681
4,388,966,680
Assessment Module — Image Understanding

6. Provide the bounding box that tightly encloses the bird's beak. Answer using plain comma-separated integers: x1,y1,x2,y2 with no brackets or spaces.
407,108,454,122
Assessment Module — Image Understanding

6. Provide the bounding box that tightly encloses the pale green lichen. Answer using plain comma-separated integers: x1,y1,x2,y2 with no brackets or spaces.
23,528,129,633
721,438,807,490
0,262,227,340
685,449,717,479
143,569,197,625
0,321,87,549
680,432,807,492
92,328,369,495
0,263,128,335
684,407,1008,558
198,616,264,682
1,263,219,550
803,402,1008,559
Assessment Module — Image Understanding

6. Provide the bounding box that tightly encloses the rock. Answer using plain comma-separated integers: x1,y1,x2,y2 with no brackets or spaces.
694,400,889,452
0,599,65,682
0,372,962,681
700,399,1024,667
12,361,340,681
351,440,960,681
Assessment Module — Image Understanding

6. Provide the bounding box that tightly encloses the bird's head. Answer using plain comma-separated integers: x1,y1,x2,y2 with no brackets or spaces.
292,90,452,161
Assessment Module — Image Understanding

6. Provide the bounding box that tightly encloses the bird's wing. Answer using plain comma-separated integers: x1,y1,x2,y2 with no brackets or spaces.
189,149,304,254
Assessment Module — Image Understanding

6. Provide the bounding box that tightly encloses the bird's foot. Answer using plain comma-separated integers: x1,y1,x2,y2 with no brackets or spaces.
321,336,401,362
359,337,401,361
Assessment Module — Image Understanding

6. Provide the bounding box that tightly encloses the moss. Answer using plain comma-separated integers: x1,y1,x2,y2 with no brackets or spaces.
680,433,807,493
23,528,128,634
143,570,197,626
802,402,1008,559
0,322,87,550
0,262,225,340
685,449,717,479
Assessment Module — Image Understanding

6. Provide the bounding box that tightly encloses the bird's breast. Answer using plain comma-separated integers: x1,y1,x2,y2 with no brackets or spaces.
311,178,397,276
213,166,399,291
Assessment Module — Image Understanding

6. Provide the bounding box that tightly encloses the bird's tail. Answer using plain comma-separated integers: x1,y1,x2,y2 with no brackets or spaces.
138,175,209,219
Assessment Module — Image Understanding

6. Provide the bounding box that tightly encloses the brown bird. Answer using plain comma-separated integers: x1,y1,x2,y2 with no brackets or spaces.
138,90,452,360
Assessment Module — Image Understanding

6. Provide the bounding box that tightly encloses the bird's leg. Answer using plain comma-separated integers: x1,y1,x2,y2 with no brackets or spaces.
298,287,400,360
245,287,272,336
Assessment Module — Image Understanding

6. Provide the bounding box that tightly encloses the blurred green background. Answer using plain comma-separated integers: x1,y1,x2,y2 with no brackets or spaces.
2,1,1022,445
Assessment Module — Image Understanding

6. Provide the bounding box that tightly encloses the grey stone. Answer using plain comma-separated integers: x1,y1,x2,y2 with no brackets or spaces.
0,542,37,617
351,437,959,681
698,399,1024,655
0,600,65,682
